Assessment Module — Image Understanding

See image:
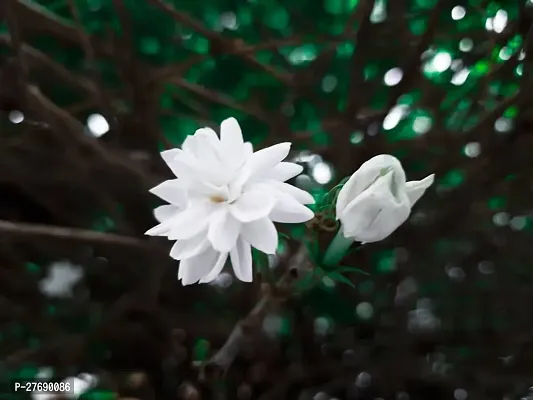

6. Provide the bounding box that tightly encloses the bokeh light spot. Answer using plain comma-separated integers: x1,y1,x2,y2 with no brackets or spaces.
87,114,110,137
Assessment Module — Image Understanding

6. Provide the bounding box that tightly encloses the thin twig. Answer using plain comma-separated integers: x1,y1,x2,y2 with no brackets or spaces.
0,34,97,94
198,246,313,376
147,0,292,84
0,219,164,253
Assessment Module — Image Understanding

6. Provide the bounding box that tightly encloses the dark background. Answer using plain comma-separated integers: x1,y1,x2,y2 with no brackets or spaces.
1,0,533,399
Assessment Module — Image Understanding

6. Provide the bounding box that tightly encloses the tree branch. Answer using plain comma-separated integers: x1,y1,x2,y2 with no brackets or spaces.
198,245,313,377
0,219,164,254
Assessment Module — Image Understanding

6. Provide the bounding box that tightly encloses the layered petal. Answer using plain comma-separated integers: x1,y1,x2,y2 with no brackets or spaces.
178,247,228,285
169,231,210,260
243,142,254,159
336,154,406,217
145,220,173,237
269,193,314,223
182,128,220,158
230,186,275,222
229,237,253,282
250,162,303,184
195,127,220,146
160,149,181,176
199,250,229,283
167,201,214,240
341,171,410,242
269,162,304,182
208,208,241,252
183,135,229,186
146,204,183,236
170,150,207,182
149,179,187,207
406,174,435,206
219,117,245,171
270,181,315,204
153,204,180,223
247,142,291,179
241,218,278,254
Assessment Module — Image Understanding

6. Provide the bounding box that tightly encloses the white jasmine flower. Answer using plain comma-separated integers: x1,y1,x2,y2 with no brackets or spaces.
146,117,315,285
336,154,434,243
39,261,83,298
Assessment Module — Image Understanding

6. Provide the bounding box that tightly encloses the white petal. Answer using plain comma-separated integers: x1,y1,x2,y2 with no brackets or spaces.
170,151,205,181
270,181,315,204
160,149,182,176
229,237,253,282
188,179,229,199
145,221,172,236
341,172,410,242
161,148,180,163
149,179,187,206
199,251,229,283
183,128,219,155
269,162,303,181
167,202,214,240
194,131,223,164
405,174,434,206
169,233,210,260
244,142,254,159
174,140,228,186
336,154,406,217
241,218,278,254
194,142,229,185
247,142,291,178
220,117,245,164
179,247,220,285
230,188,275,222
195,127,220,144
227,169,248,202
154,205,179,222
269,193,314,223
181,135,200,157
220,118,243,144
208,208,241,252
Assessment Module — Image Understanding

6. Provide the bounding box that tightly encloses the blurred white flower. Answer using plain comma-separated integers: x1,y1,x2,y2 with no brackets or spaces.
39,261,83,298
72,374,97,396
336,154,434,243
146,117,314,285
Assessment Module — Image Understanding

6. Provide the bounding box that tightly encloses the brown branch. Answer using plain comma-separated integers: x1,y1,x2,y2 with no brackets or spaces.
198,246,313,377
24,85,157,188
0,34,97,95
66,0,118,129
146,0,292,84
13,0,81,44
170,78,271,122
344,0,376,117
0,219,163,253
5,0,30,106
382,1,445,113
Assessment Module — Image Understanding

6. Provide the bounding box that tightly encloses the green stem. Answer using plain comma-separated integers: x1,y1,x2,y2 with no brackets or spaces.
323,228,355,267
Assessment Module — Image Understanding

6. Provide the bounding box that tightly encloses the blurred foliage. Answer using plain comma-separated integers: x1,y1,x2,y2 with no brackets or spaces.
2,0,533,399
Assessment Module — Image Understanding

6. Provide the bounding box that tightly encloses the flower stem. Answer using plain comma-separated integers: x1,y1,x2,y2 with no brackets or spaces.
323,228,355,267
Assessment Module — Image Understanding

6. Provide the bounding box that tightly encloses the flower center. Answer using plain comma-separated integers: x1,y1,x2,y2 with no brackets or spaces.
210,195,227,203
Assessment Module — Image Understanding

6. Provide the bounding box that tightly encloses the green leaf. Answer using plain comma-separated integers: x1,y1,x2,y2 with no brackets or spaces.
336,265,370,275
326,272,356,288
